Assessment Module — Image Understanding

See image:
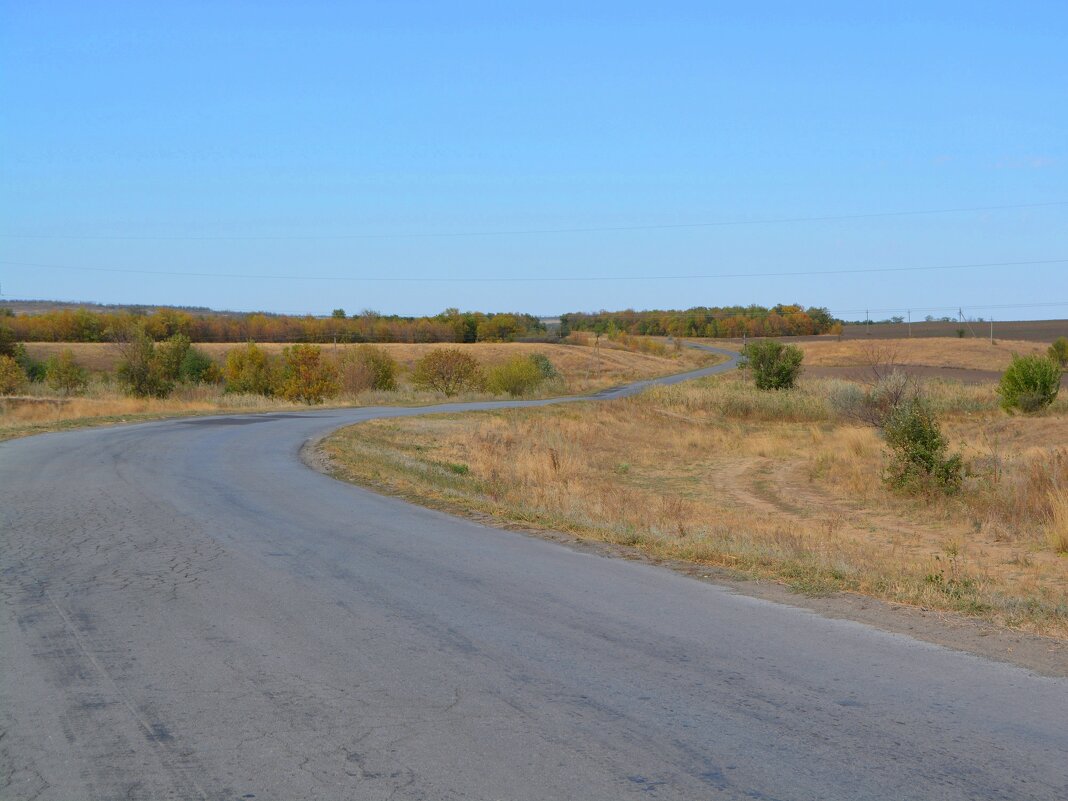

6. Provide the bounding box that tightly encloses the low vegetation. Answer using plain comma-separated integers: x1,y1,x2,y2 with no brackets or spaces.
410,348,485,396
739,339,804,390
1,335,714,440
997,353,1062,413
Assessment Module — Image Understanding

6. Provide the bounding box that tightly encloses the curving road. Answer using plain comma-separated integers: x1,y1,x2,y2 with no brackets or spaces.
1,345,1065,800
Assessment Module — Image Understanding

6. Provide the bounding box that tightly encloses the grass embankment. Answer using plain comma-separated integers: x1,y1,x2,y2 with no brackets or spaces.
322,371,1068,638
793,337,1052,371
2,340,713,442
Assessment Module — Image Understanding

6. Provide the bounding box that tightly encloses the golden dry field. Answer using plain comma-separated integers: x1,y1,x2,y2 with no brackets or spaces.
793,337,1049,371
322,370,1068,638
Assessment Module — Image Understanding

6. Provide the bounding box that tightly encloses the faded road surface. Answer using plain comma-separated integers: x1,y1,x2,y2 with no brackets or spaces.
2,348,1066,800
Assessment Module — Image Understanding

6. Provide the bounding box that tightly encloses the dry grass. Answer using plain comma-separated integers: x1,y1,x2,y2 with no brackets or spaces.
322,372,1068,638
0,386,304,441
794,337,1049,371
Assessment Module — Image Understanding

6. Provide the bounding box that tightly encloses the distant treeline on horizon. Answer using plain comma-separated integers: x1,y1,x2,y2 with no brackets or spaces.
1,303,853,343
0,306,546,343
561,305,841,338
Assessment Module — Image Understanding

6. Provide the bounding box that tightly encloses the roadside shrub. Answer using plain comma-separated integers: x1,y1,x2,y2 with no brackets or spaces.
5,342,45,381
487,356,545,397
0,322,17,358
1049,337,1068,368
155,333,192,381
44,350,90,395
338,345,398,393
224,342,278,395
116,330,173,398
180,347,223,384
0,354,28,395
411,348,485,396
280,344,340,404
883,397,963,494
739,340,804,390
997,354,1061,413
528,353,559,379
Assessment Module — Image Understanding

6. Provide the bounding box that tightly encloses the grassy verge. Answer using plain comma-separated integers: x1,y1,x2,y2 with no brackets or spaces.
321,373,1068,638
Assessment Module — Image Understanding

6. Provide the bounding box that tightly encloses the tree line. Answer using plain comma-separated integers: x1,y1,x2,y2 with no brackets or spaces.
560,304,840,339
0,306,545,344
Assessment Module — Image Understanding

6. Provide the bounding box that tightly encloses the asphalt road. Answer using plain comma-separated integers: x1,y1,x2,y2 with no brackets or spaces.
2,346,1066,800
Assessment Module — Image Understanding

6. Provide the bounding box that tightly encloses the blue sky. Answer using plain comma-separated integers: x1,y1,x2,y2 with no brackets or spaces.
1,1,1065,317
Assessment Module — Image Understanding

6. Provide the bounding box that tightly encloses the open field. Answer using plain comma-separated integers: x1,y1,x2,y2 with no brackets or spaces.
686,336,1066,386
2,341,715,441
322,371,1068,638
706,318,1068,343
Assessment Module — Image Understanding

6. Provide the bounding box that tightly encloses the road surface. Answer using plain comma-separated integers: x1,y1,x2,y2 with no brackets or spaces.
2,347,1065,800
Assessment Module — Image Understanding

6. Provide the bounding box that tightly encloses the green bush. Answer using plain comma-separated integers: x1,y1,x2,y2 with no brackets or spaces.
487,356,545,397
179,347,222,383
11,343,45,382
997,354,1061,413
1049,336,1068,368
338,345,398,393
411,348,485,396
739,340,804,390
44,350,90,395
280,344,340,404
116,330,173,398
155,333,192,381
528,353,559,379
0,322,17,358
224,342,278,395
0,354,28,395
883,398,963,494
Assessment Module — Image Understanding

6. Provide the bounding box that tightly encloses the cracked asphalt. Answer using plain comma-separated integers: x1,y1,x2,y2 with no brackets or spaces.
2,347,1066,800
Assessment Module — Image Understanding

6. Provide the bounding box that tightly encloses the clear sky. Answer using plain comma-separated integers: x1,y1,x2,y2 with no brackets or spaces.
2,1,1066,318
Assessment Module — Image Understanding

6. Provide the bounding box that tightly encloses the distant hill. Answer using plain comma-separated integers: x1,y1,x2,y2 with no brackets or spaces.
0,299,263,317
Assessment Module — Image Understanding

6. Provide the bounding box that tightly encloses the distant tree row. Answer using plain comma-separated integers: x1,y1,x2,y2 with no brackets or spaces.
561,304,840,339
2,306,545,344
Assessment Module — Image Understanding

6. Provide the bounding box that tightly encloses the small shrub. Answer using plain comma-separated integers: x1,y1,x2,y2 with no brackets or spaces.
179,347,222,383
739,340,804,390
883,397,963,494
116,331,173,398
338,345,398,393
155,333,192,381
225,342,278,395
1049,337,1068,368
410,348,484,396
44,350,90,395
487,356,545,397
0,323,17,358
997,354,1061,413
528,353,559,379
0,354,28,395
828,371,917,428
280,344,340,404
10,343,45,382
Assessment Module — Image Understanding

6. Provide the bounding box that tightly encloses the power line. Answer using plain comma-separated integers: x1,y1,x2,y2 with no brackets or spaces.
3,257,1067,283
1,200,1065,241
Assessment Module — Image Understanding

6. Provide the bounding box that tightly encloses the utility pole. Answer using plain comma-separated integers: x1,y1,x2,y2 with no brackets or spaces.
990,318,994,345
907,309,912,338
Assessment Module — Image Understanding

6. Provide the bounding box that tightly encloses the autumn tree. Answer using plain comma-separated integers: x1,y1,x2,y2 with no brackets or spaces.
411,348,484,396
280,344,340,404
